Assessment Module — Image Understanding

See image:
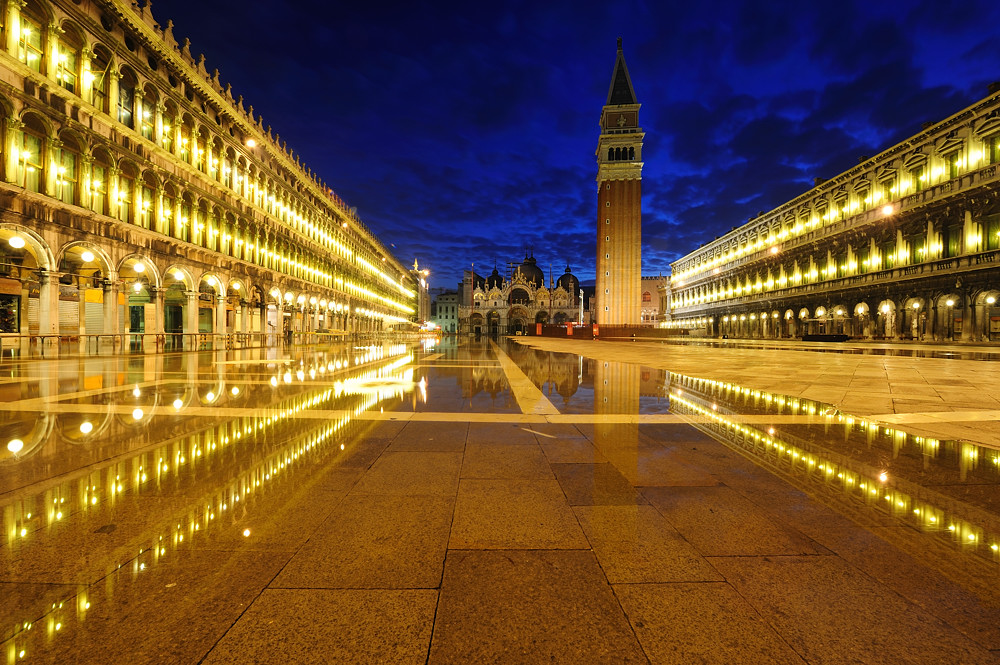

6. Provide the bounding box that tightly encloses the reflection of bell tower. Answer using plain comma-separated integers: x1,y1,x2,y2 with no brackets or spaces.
596,37,643,326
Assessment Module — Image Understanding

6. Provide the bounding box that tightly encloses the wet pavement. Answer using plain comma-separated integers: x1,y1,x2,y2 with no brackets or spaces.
1,337,999,663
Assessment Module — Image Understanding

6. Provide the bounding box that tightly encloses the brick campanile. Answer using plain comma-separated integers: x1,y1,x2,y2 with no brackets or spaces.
595,37,644,326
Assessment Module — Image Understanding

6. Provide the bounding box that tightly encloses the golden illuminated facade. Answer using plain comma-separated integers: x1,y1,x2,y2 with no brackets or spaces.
0,0,420,352
596,38,643,326
668,84,1000,342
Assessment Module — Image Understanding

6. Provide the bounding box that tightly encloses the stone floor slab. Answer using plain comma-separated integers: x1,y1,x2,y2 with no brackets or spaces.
428,550,646,664
574,505,722,583
203,588,437,664
614,582,806,664
710,555,997,665
641,485,824,556
449,479,588,549
273,494,454,589
350,451,462,496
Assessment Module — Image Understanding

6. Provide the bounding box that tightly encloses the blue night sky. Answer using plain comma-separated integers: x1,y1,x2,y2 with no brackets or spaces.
150,0,1000,291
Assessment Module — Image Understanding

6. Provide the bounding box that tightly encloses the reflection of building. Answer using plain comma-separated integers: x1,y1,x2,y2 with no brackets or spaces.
0,0,417,349
668,83,1000,342
457,255,589,336
596,39,644,326
432,290,459,333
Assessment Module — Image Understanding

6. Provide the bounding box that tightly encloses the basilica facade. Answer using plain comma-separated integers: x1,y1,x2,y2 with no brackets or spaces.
457,256,587,336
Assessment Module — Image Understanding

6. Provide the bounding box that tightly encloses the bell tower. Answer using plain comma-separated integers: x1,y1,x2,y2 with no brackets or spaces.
596,37,643,326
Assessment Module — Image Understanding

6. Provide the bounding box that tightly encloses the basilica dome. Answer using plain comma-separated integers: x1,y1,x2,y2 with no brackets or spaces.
487,266,504,289
515,255,544,288
556,265,579,294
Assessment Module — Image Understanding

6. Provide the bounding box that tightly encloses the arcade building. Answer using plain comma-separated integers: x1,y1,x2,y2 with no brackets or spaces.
0,0,421,353
667,83,1000,342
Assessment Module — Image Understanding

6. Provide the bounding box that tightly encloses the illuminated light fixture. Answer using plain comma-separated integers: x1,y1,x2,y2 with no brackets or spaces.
133,283,142,292
879,472,888,482
206,276,216,286
246,138,256,148
912,302,920,309
133,387,141,398
80,421,93,434
270,376,278,387
8,236,25,249
881,205,894,216
243,529,251,537
946,299,955,307
132,408,144,420
988,296,997,305
134,262,145,273
173,398,183,410
8,439,24,453
770,247,779,255
174,271,184,280
206,392,215,402
81,251,95,263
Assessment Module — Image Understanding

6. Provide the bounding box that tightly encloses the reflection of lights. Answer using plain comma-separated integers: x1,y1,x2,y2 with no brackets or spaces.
133,386,141,398
172,399,183,410
79,422,93,434
283,372,292,384
8,235,25,249
206,392,215,402
7,439,23,453
270,376,278,387
243,529,251,537
132,408,144,420
231,387,240,396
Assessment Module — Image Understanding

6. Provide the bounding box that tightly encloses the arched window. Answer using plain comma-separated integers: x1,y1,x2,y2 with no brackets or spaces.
194,127,208,172
89,149,111,215
161,102,177,153
614,147,621,160
56,24,83,93
629,146,635,160
90,46,112,113
19,114,46,192
140,85,157,140
116,163,136,223
117,68,137,129
180,117,194,163
607,148,613,161
642,291,651,303
56,132,81,205
161,183,177,238
139,172,156,229
179,194,193,242
18,4,45,73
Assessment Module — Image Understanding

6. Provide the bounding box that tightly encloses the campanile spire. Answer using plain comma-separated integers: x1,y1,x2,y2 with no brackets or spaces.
595,38,644,326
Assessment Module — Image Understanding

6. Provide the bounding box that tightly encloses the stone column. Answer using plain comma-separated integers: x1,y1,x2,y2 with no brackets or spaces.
185,291,199,350
38,271,59,354
216,294,227,337
152,286,165,340
102,278,119,340
5,118,23,182
240,301,250,336
5,1,23,55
